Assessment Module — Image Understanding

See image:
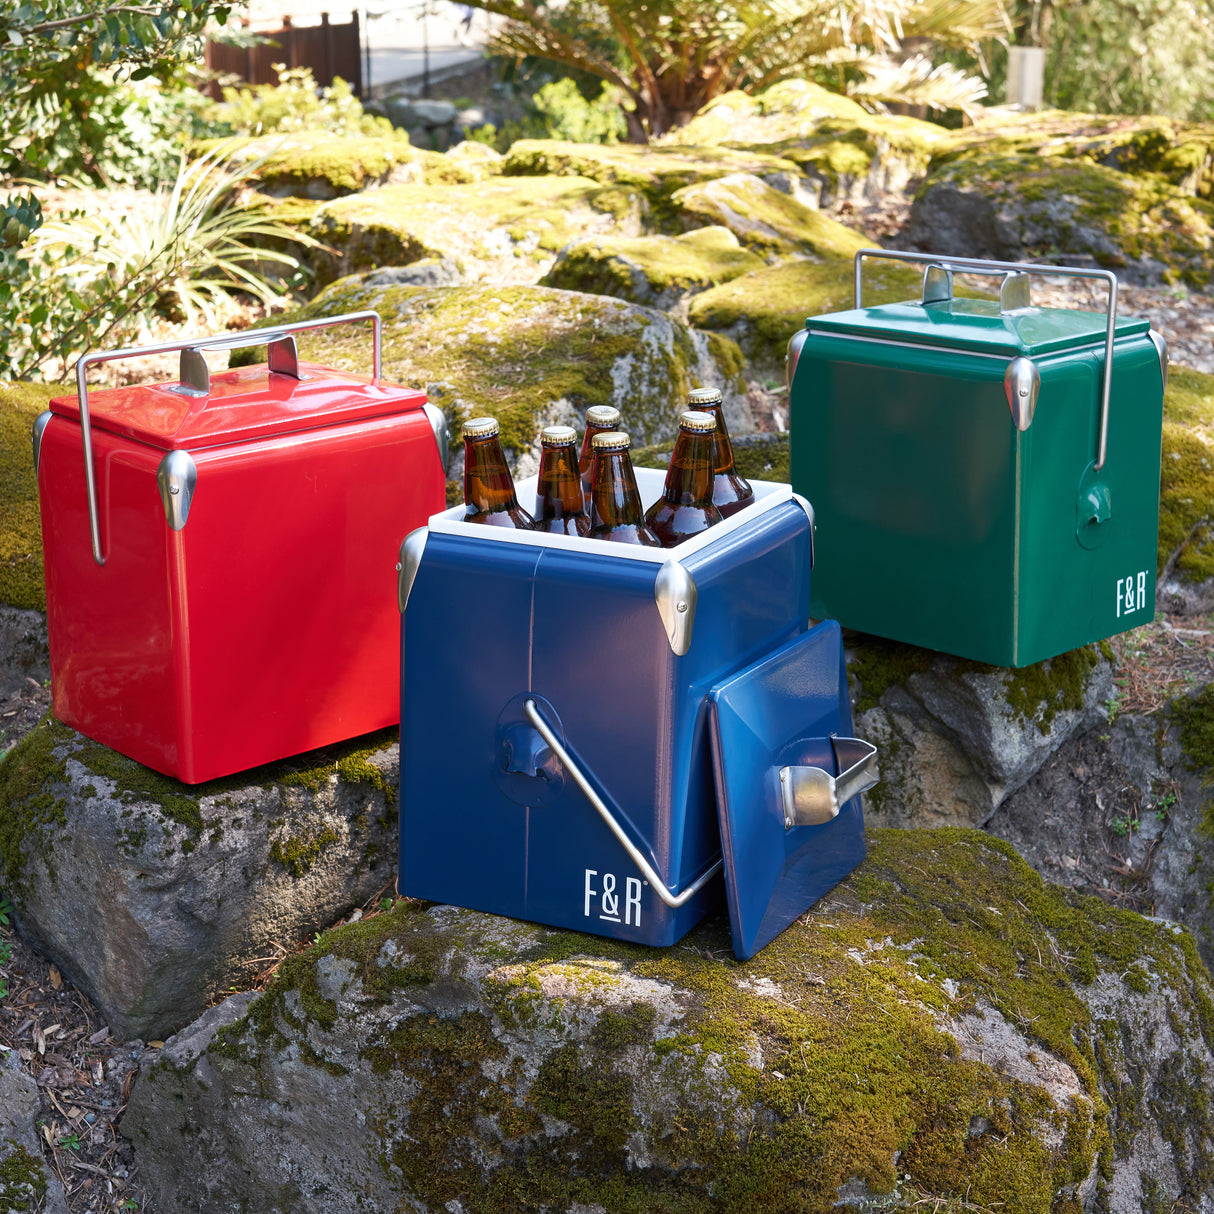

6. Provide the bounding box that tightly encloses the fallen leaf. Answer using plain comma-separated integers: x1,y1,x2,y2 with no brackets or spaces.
88,1027,109,1045
147,1040,165,1049
48,967,61,990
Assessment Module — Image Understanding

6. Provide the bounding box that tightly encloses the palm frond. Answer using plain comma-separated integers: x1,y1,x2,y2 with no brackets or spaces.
846,51,990,113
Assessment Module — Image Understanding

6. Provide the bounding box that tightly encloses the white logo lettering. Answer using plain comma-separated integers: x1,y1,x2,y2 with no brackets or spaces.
1116,570,1150,619
584,868,644,927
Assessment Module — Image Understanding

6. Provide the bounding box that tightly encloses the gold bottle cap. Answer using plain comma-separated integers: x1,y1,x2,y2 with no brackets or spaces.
463,416,499,439
679,410,717,433
591,430,631,451
540,425,578,446
586,405,621,427
687,387,723,406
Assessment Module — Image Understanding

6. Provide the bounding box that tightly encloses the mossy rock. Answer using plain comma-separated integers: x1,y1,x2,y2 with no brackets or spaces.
302,175,643,286
687,257,920,368
126,829,1214,1212
237,279,748,475
907,148,1214,288
539,226,764,309
211,131,421,200
670,172,874,260
0,381,58,612
938,109,1214,201
634,431,790,484
1158,366,1214,611
664,80,949,207
501,138,806,222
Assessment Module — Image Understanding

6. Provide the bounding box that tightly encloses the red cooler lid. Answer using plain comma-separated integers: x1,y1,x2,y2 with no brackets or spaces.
49,362,427,451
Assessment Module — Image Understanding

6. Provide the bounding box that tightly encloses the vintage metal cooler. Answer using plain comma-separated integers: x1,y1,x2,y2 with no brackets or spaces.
33,312,447,783
787,250,1167,668
397,470,875,960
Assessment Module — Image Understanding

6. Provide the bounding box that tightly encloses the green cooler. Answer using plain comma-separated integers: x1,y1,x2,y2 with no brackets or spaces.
787,250,1167,668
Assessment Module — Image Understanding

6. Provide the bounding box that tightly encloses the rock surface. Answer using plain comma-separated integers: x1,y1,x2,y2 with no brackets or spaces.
0,1060,69,1214
124,829,1214,1214
852,640,1116,830
260,278,751,480
0,716,399,1040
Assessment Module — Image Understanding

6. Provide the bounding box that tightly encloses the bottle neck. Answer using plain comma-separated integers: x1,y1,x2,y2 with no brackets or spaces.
580,422,616,483
662,428,715,506
536,442,586,521
590,448,644,528
700,401,736,474
464,434,520,515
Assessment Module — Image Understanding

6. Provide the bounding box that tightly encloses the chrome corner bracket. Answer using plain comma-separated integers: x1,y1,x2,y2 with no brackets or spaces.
791,493,816,569
1004,357,1041,432
780,737,878,829
922,264,953,304
422,403,449,472
1148,328,1169,395
30,410,52,476
654,560,697,657
786,328,809,395
156,450,197,532
397,526,429,614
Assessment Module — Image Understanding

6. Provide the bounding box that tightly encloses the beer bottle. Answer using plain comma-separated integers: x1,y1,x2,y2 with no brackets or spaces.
579,405,621,504
643,410,723,547
687,386,754,518
462,416,534,529
534,425,590,536
587,431,661,547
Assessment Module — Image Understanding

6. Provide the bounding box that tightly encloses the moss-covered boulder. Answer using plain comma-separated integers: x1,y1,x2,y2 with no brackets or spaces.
0,1064,66,1214
218,131,422,199
688,256,920,369
851,639,1115,831
124,829,1214,1212
1,381,57,613
0,715,399,1040
663,80,950,209
670,172,873,258
256,277,749,483
539,226,764,309
299,175,644,286
501,138,807,219
906,147,1214,288
1158,367,1214,614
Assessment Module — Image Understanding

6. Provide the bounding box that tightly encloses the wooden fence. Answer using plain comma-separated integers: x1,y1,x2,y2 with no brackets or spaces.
204,12,363,96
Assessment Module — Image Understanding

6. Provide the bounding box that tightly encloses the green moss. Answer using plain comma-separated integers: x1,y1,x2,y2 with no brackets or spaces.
195,828,1214,1210
0,714,72,895
688,258,920,367
849,638,935,714
270,827,341,878
0,1142,48,1211
539,228,764,304
998,647,1100,734
0,380,60,611
632,434,789,484
251,282,732,457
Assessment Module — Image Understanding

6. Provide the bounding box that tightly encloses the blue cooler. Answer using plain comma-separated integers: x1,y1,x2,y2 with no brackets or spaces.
397,469,875,960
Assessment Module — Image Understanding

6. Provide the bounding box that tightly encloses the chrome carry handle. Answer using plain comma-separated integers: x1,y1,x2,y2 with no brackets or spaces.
524,698,722,909
853,249,1120,472
71,310,382,566
524,699,877,908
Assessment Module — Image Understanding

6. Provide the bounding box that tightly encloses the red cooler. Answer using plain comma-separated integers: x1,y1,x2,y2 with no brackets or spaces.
32,311,447,783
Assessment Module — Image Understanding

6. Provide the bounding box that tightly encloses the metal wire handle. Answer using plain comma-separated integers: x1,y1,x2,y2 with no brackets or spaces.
853,248,1119,472
72,310,382,566
524,698,723,909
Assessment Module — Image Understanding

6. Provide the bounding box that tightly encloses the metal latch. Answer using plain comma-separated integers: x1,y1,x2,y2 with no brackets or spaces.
779,737,878,828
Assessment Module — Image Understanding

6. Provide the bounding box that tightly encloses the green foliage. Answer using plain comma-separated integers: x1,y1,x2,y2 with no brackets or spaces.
532,78,626,143
3,143,319,381
1010,0,1214,120
0,1,232,181
465,0,1010,139
206,65,404,140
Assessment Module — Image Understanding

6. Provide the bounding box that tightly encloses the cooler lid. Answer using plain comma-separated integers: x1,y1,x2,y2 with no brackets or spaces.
708,620,872,961
806,299,1151,358
49,362,427,451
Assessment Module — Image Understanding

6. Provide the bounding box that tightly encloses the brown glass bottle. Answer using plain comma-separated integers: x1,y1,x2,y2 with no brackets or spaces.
462,416,534,529
687,386,754,518
534,425,590,536
587,431,661,546
579,405,621,504
643,410,724,547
